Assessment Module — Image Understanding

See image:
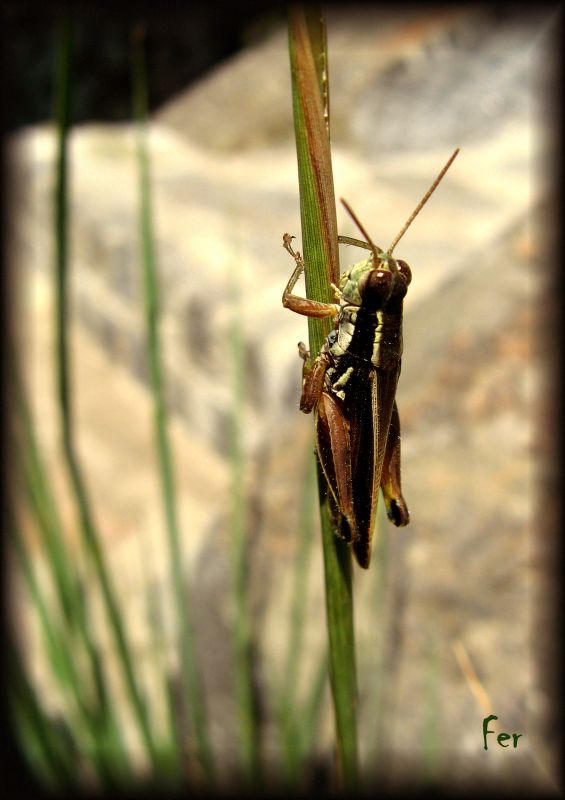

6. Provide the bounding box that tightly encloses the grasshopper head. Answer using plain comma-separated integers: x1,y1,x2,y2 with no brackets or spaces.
360,253,412,308
339,253,411,307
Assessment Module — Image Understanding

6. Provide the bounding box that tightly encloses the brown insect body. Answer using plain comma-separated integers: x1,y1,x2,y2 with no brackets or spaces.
282,150,459,568
311,248,411,567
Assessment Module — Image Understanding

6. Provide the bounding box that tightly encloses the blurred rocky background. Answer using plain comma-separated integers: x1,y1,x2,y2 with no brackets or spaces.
4,2,561,794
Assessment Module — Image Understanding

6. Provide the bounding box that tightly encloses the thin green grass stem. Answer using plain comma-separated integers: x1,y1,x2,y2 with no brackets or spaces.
9,506,130,787
287,6,359,789
12,366,130,782
138,540,183,778
9,641,79,790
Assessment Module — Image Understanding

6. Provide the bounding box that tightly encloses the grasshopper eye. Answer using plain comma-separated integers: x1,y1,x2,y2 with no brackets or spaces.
358,267,393,307
396,259,412,286
327,330,338,346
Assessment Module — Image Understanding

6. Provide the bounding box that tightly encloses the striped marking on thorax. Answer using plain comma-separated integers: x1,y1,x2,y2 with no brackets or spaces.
329,305,358,358
371,310,385,367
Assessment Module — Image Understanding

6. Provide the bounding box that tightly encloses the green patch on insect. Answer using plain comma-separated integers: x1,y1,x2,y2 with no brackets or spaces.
282,149,459,568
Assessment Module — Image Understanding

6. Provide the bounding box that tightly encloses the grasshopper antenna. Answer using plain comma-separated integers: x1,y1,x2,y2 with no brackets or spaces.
340,198,385,266
387,147,460,256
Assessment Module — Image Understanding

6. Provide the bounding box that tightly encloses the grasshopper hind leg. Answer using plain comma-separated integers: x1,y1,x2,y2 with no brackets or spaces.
380,401,410,527
353,401,409,570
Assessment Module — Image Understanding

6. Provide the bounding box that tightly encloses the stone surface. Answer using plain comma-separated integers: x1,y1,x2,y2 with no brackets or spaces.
8,4,558,792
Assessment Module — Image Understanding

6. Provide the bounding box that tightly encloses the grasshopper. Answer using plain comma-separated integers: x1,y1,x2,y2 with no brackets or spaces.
282,149,459,568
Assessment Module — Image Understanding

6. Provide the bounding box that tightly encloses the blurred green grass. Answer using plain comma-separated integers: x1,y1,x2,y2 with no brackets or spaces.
8,10,335,794
7,7,442,795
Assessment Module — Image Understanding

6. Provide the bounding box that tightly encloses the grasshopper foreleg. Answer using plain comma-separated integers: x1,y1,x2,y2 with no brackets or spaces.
282,233,339,320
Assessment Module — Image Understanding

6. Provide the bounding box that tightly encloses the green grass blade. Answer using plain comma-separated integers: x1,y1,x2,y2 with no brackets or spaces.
52,12,159,772
131,24,215,784
11,365,131,783
9,510,79,704
287,5,359,789
8,506,130,786
141,569,183,779
9,639,79,790
13,369,76,629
